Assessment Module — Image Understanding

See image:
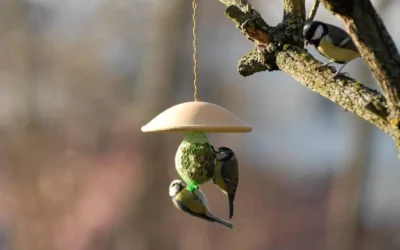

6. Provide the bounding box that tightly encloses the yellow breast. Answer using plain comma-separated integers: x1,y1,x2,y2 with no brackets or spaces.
317,36,359,63
175,189,207,214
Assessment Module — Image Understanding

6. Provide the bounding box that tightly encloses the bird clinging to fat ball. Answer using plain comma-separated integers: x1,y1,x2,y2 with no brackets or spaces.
212,146,239,219
169,179,233,229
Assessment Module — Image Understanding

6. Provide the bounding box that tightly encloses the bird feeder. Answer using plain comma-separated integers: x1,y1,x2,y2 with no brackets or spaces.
141,0,252,192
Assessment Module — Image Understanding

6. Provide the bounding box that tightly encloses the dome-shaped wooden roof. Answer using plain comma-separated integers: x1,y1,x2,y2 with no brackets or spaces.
141,101,252,133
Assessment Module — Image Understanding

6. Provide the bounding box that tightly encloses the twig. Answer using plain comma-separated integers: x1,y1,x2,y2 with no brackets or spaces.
307,0,320,21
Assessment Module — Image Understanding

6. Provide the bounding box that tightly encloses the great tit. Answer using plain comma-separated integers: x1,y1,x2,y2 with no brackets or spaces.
212,147,238,219
303,21,360,78
169,179,233,229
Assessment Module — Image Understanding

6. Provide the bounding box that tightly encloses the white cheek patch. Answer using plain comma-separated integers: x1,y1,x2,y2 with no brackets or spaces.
169,185,179,196
311,25,324,40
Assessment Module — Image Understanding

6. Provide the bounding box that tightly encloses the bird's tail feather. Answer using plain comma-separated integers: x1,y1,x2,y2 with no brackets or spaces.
208,213,233,229
228,197,234,219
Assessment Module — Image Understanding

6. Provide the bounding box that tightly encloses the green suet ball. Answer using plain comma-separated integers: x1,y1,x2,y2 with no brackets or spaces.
175,131,215,191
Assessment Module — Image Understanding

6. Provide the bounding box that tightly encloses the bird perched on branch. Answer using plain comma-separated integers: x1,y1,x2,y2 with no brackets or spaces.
212,146,239,219
169,179,233,229
303,21,360,78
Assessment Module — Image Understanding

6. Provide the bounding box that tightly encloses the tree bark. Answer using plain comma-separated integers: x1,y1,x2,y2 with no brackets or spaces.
320,0,400,128
219,0,400,152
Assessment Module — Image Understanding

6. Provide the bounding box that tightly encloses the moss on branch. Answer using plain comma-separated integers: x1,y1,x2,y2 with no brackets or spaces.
219,0,252,13
283,0,306,21
238,48,277,76
224,5,273,46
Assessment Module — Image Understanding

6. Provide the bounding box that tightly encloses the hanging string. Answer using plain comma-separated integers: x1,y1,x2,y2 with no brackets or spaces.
192,0,199,101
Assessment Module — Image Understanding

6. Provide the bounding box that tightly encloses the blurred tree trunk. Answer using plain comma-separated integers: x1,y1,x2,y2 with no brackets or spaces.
4,0,190,249
325,67,374,250
109,1,189,250
6,0,51,249
325,121,372,250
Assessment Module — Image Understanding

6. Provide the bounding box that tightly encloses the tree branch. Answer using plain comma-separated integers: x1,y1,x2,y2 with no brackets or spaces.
276,46,393,136
307,0,320,21
283,0,305,21
320,0,400,128
218,0,400,150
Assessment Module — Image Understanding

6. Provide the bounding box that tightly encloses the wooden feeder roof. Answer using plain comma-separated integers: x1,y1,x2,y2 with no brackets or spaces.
141,101,252,133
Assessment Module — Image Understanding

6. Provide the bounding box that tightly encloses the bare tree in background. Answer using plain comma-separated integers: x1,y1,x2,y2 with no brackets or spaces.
2,0,190,249
111,0,189,249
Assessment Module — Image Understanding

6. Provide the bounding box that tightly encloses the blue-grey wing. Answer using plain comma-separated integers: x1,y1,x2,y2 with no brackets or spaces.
173,199,215,222
194,189,208,208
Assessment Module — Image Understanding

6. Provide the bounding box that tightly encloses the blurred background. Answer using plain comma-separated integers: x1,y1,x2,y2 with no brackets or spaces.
0,0,399,249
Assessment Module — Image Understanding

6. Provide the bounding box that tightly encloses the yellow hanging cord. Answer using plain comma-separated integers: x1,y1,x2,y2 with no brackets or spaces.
192,0,199,101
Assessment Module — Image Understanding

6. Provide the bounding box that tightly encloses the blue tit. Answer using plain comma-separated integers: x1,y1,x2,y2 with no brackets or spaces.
169,179,233,229
303,21,360,78
212,147,238,219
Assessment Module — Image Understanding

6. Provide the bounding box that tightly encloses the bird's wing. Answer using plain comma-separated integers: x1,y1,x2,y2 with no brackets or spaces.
326,23,358,52
173,199,215,222
194,189,209,208
221,158,239,201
